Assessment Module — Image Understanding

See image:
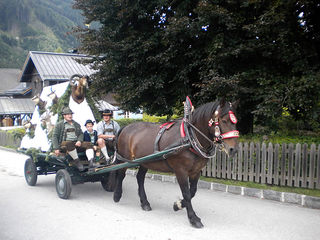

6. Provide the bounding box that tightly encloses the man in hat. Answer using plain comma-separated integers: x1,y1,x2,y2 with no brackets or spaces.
97,109,120,163
52,107,95,171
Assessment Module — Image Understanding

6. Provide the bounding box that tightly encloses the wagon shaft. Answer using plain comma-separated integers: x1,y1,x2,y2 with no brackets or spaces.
87,143,191,176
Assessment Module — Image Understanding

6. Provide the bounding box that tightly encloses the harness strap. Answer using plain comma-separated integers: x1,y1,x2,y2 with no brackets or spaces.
154,127,166,152
154,121,175,152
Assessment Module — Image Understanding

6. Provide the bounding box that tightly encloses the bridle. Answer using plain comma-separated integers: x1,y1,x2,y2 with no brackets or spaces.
208,103,239,144
183,98,239,158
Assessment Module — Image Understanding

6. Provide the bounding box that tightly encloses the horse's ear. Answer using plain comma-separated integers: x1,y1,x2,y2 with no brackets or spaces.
219,98,226,108
231,99,240,110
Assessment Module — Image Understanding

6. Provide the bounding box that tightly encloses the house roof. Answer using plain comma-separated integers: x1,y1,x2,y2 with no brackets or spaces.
0,68,21,92
95,100,118,111
20,51,96,82
0,83,32,97
0,98,35,115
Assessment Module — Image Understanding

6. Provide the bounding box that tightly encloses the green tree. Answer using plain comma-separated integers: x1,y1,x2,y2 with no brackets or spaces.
74,0,320,133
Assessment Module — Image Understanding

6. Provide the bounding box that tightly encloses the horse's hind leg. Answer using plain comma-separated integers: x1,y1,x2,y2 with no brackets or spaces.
176,172,203,228
136,166,152,211
113,168,126,202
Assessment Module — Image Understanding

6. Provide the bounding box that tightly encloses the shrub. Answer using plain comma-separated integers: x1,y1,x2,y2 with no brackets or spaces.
7,128,26,141
116,118,143,128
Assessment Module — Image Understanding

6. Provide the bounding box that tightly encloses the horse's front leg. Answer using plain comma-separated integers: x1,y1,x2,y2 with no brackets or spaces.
113,168,126,202
175,172,203,228
136,166,152,211
173,172,200,211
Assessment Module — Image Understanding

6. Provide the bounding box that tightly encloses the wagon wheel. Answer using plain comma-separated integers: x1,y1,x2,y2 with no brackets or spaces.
55,169,72,199
24,158,37,186
101,171,116,192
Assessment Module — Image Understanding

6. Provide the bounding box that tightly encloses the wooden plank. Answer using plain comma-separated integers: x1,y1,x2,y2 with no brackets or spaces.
301,144,308,188
316,145,320,189
255,143,261,183
288,143,294,187
267,143,273,184
249,142,255,182
217,149,221,178
232,150,238,180
280,143,287,186
237,142,243,181
202,160,207,177
261,143,267,184
308,144,316,189
294,143,301,187
274,144,280,185
227,152,232,179
243,142,249,181
222,152,226,178
212,152,217,178
206,156,212,177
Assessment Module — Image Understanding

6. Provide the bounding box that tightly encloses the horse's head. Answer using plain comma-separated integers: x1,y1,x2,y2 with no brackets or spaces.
208,99,239,157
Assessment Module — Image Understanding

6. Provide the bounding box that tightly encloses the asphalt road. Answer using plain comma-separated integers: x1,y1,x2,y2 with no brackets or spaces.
0,149,320,240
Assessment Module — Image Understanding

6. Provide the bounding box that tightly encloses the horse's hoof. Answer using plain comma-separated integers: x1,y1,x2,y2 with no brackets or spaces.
113,193,122,202
141,204,152,211
190,217,204,228
191,221,204,228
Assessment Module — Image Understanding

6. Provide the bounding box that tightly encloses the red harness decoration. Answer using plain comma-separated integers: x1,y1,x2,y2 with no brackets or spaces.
229,111,237,124
160,122,175,129
221,130,239,139
180,122,186,138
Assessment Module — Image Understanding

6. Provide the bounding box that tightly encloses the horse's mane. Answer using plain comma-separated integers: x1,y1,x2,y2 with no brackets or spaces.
192,100,230,124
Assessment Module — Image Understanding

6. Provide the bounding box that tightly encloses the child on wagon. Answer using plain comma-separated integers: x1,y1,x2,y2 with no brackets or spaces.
83,119,99,167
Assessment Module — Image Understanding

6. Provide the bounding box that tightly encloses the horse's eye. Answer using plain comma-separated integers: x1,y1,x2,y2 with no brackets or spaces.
222,119,228,124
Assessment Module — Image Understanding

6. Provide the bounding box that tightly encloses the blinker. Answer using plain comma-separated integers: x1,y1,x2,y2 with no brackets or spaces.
215,126,220,137
229,111,237,124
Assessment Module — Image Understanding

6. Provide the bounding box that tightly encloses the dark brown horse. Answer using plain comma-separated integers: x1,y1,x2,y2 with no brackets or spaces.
113,98,239,228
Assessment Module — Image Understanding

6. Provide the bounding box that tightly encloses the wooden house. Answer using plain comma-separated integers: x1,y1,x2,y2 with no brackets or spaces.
19,51,95,97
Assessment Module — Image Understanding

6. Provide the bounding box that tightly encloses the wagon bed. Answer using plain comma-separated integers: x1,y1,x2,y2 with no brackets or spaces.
21,143,190,199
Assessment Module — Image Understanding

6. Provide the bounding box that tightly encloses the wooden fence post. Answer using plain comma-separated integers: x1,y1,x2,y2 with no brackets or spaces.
232,151,237,180
301,143,308,188
212,153,217,178
227,153,232,179
288,143,294,187
255,143,261,183
267,143,273,184
237,142,243,181
280,143,286,186
222,152,227,179
243,142,249,181
316,145,320,189
294,143,301,187
274,144,280,185
309,144,316,189
217,148,221,178
249,142,255,182
261,143,266,184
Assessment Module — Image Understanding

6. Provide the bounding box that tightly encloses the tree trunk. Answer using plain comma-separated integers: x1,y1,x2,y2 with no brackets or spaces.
237,111,254,135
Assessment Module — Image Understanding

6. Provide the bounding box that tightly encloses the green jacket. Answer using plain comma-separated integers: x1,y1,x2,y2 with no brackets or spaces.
52,120,83,150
